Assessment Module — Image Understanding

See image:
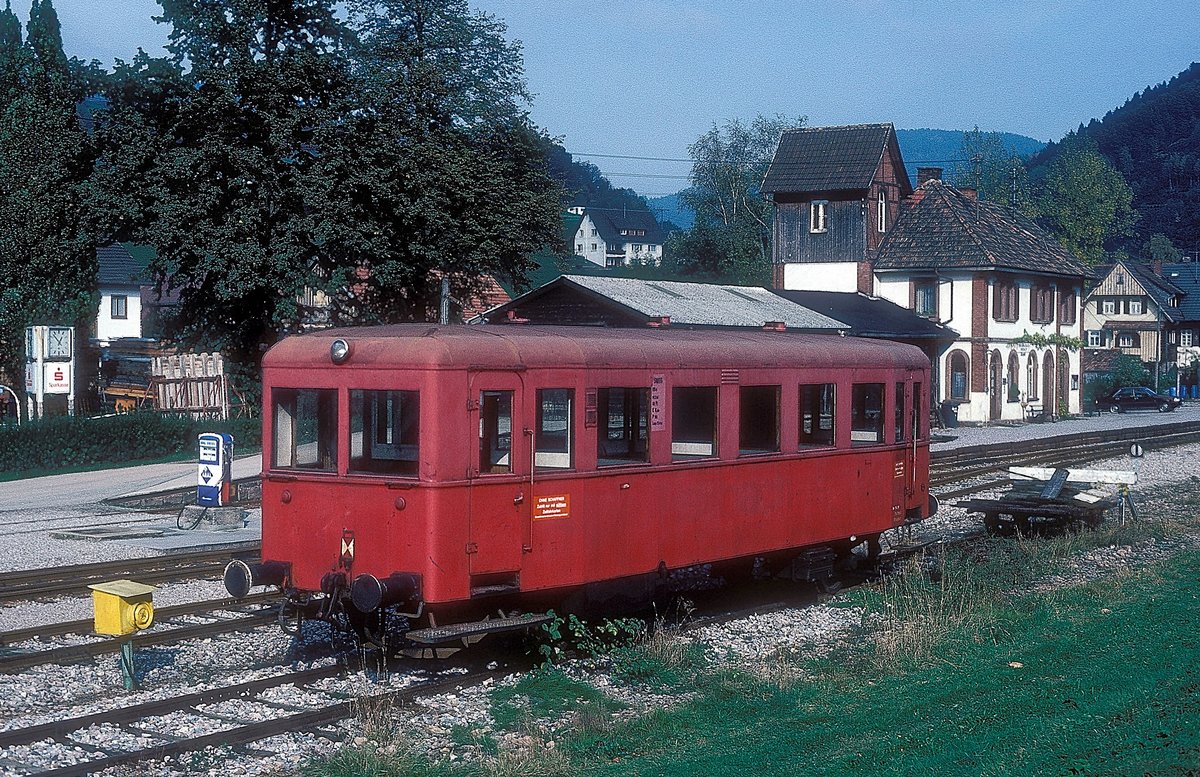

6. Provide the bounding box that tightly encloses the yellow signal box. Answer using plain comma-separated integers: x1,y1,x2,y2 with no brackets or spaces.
88,580,156,636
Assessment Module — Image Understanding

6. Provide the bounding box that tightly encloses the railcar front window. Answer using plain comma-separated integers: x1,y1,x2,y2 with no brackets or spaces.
480,390,513,474
850,383,885,446
597,387,649,466
672,386,718,461
536,388,574,470
350,390,419,476
739,385,780,455
272,388,337,471
799,383,835,447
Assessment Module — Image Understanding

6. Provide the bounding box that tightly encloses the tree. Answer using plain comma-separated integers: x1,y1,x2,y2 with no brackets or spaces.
950,126,1033,210
0,0,96,390
1035,135,1137,265
680,114,804,284
1147,232,1182,263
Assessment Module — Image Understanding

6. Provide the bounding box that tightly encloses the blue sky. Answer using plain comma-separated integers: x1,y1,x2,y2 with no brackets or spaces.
25,0,1200,195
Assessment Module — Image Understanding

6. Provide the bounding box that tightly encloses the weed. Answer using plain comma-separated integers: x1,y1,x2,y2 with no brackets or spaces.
533,611,645,664
610,617,707,687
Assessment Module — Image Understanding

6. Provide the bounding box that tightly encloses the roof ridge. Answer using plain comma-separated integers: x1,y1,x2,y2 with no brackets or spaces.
782,122,893,134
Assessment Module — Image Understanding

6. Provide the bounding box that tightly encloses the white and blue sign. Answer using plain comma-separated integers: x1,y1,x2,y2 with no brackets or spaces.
197,432,234,507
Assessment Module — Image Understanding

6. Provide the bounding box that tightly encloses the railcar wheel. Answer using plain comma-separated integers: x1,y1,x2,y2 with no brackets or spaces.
278,599,304,637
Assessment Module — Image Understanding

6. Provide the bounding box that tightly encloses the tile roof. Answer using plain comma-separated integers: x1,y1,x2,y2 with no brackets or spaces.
1096,260,1184,323
486,275,846,331
874,180,1090,277
761,123,910,195
771,290,958,341
1162,262,1200,321
586,207,665,246
97,243,152,286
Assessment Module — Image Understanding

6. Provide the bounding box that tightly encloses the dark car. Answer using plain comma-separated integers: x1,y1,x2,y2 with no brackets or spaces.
1094,386,1183,414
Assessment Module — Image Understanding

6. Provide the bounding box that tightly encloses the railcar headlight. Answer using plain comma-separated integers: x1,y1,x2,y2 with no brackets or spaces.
330,338,351,364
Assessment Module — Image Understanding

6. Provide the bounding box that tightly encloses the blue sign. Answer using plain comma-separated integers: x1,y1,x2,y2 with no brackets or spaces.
197,433,234,507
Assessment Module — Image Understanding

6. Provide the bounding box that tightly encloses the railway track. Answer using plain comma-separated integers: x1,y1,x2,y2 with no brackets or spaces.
0,545,261,604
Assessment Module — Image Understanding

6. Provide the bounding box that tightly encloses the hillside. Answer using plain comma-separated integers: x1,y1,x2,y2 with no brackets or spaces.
896,128,1045,183
1028,62,1200,250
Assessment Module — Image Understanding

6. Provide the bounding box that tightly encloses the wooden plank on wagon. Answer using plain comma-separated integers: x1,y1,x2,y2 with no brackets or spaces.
1008,466,1137,485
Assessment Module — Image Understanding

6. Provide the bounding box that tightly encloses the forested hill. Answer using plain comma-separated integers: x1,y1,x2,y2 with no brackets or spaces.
538,138,659,223
1028,62,1200,249
897,128,1044,182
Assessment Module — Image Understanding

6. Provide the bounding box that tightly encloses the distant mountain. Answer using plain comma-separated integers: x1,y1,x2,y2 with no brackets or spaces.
646,192,693,231
896,128,1045,184
1027,62,1200,251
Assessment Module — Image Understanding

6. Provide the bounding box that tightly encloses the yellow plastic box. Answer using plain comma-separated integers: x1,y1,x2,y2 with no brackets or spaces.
88,580,156,636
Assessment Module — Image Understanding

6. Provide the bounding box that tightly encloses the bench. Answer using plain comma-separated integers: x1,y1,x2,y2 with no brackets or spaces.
1025,404,1045,422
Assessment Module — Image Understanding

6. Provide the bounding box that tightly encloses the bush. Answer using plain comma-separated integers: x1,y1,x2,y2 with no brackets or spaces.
0,412,260,475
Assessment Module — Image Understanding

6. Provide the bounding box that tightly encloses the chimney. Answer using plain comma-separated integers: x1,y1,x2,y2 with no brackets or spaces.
1152,258,1164,277
960,187,978,202
917,167,942,185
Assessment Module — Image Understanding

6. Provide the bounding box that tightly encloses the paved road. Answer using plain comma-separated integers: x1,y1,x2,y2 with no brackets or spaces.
932,403,1200,451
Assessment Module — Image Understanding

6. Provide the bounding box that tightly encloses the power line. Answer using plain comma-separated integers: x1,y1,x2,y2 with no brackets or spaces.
569,149,982,167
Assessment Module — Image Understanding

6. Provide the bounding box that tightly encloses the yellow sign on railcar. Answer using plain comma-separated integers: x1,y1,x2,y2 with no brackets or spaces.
533,494,570,521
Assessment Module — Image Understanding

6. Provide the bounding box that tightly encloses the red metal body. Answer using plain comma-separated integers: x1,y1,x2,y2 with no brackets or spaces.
260,325,931,609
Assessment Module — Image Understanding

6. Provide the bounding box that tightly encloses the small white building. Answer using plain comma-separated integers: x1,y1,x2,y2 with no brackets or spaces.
567,206,664,268
96,243,151,345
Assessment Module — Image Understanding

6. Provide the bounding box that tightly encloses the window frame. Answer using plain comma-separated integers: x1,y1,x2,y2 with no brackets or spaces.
596,387,650,467
671,385,719,461
877,189,887,232
349,389,420,476
535,388,575,471
271,387,338,472
738,384,781,456
809,199,829,233
850,382,885,447
479,390,515,475
110,294,128,320
798,383,836,448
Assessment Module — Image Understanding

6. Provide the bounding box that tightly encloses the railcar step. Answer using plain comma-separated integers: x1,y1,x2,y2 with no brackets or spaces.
406,613,553,645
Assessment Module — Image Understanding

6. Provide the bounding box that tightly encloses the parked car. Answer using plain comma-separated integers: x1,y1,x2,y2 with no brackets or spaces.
1094,386,1182,413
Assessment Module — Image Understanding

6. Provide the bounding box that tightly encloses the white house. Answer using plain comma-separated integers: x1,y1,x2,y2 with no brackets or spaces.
567,206,665,268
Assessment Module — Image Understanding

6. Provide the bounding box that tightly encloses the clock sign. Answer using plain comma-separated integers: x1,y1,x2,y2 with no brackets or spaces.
47,327,72,360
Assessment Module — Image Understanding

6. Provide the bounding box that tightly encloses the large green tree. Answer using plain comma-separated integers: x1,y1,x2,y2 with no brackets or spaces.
1034,135,1137,265
679,114,804,284
0,0,96,389
950,127,1033,210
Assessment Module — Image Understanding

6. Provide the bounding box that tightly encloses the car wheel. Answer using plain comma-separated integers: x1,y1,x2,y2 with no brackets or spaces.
1159,402,1171,412
1108,404,1120,414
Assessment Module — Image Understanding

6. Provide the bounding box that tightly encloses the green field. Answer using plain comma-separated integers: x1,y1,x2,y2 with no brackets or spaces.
306,493,1200,777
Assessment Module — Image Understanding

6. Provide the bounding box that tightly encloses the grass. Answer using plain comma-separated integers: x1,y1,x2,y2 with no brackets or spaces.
301,504,1200,777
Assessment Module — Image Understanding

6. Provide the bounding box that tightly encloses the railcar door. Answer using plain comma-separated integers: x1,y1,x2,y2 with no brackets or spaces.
466,371,527,586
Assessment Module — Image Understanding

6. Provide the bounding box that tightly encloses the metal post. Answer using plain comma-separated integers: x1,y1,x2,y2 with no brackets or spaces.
439,275,450,325
119,639,137,690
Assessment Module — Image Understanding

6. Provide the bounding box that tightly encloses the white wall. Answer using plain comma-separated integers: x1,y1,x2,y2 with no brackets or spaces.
96,286,142,344
782,262,859,292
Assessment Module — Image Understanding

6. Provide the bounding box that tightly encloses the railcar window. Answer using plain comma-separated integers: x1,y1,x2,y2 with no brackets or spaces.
597,387,649,466
671,386,718,461
913,382,923,440
739,385,780,455
850,383,885,446
349,390,419,475
536,388,574,470
895,382,906,443
479,390,513,474
799,383,836,447
272,388,337,471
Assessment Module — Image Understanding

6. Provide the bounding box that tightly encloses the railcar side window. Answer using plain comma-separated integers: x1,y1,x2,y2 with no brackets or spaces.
671,386,718,461
739,385,780,455
536,388,574,470
480,390,513,474
850,383,885,446
913,382,923,440
799,383,835,447
597,387,649,466
349,390,419,475
272,388,337,471
895,382,906,443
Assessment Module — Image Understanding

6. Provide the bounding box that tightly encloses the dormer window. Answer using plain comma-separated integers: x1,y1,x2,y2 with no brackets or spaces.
810,200,829,233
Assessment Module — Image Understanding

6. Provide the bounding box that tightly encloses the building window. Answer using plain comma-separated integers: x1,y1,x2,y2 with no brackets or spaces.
1129,298,1143,315
949,351,969,401
350,390,419,475
914,280,937,317
591,228,597,236
1007,352,1020,402
590,243,597,251
993,281,1018,322
272,388,337,471
1030,285,1054,323
809,200,829,233
1117,332,1136,348
799,383,835,447
1115,272,1124,286
877,190,887,232
739,385,780,455
576,244,583,252
1182,330,1194,348
110,295,128,320
480,390,513,474
1087,330,1103,348
597,387,649,466
850,383,884,446
634,244,643,252
1101,299,1116,315
535,388,573,470
1059,290,1077,325
671,386,718,461
1026,353,1039,400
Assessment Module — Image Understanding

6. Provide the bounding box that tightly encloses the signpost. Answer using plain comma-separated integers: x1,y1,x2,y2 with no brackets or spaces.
24,325,75,419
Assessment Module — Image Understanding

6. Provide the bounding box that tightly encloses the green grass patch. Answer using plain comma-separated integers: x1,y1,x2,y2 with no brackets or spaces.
490,665,617,732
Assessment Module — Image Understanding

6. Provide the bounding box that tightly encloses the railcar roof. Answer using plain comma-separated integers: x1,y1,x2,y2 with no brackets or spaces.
263,325,928,372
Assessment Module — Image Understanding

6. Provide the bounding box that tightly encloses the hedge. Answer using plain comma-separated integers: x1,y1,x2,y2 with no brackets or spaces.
0,413,261,475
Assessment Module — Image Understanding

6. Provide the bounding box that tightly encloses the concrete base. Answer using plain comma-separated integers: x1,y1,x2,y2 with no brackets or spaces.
180,504,248,528
51,526,166,541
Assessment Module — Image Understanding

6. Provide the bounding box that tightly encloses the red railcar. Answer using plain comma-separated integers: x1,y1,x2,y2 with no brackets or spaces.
226,325,933,648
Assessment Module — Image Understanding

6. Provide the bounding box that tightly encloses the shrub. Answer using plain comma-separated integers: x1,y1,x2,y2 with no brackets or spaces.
0,412,260,476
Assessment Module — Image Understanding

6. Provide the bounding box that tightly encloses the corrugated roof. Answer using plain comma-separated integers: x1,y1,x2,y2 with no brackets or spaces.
772,290,958,341
553,275,844,330
874,180,1090,277
761,123,910,195
97,242,152,286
